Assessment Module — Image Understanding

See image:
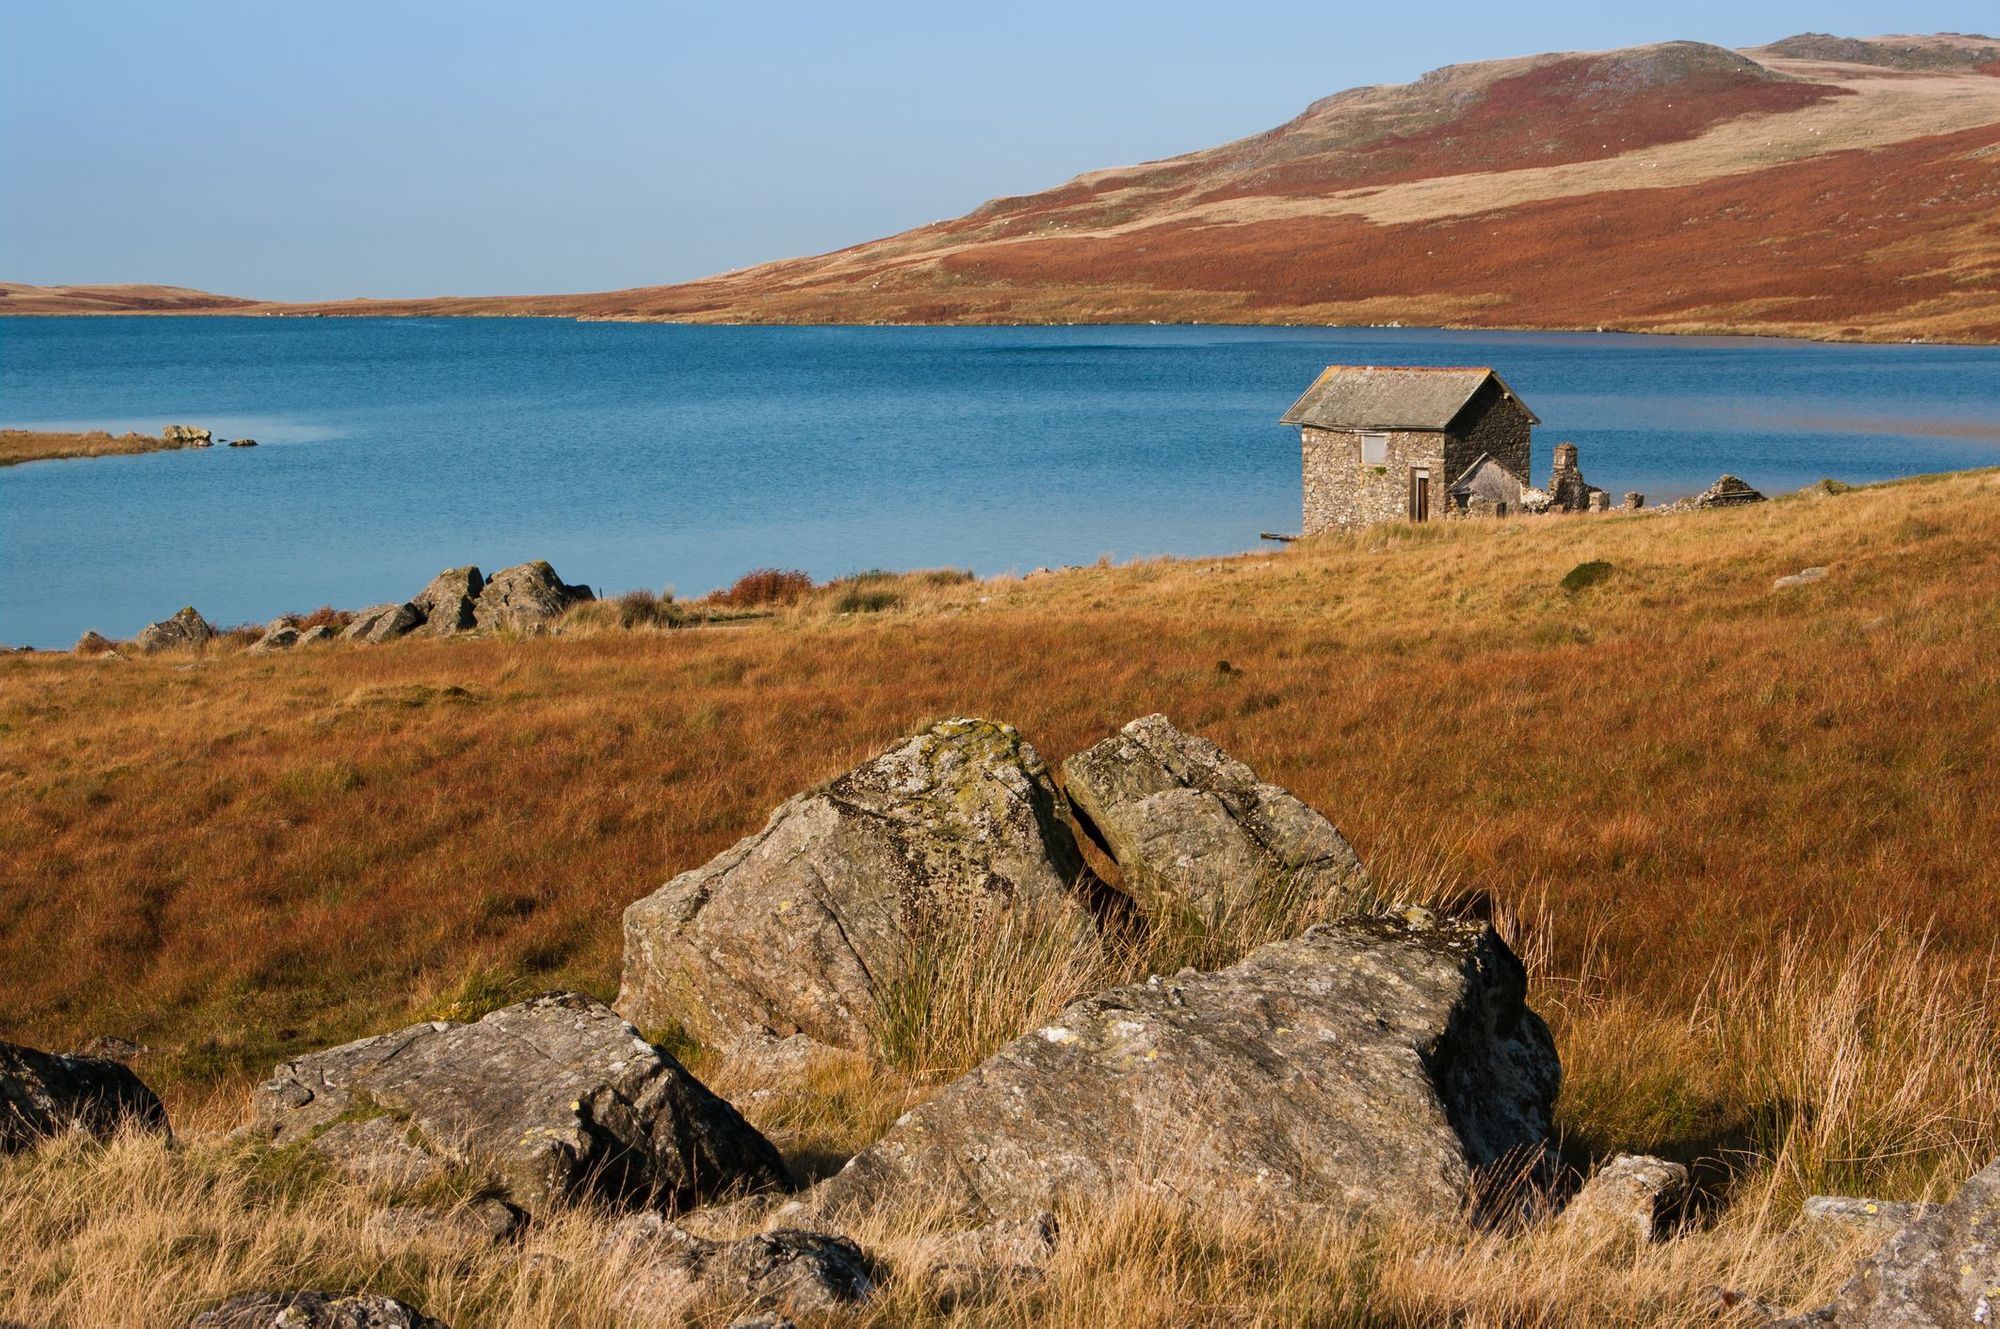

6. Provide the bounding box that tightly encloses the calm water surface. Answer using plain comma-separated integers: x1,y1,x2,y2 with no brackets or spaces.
3,318,1997,648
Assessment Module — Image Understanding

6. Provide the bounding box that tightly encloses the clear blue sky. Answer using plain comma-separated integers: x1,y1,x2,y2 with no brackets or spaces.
4,1,1993,300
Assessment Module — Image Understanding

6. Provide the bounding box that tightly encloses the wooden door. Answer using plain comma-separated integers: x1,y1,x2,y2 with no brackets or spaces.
1411,469,1431,521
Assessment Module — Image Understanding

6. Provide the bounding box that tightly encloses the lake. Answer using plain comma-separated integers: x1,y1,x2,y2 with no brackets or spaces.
3,317,1997,649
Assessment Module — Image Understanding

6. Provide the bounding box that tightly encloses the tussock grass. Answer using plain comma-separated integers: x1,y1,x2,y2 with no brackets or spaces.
4,472,2000,1321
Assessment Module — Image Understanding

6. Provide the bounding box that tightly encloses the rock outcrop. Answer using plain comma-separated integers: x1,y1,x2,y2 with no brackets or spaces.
1774,566,1829,590
620,718,1101,1054
228,437,257,448
161,424,213,448
297,625,337,646
1769,1157,2000,1328
413,566,484,635
190,1292,447,1329
1,1040,170,1152
472,561,593,633
136,606,214,653
74,630,114,656
340,602,423,645
1060,715,1368,924
250,992,790,1215
809,911,1560,1225
606,1215,875,1319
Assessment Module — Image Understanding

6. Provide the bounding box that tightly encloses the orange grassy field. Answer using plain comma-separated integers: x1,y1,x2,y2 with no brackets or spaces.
3,472,1998,1324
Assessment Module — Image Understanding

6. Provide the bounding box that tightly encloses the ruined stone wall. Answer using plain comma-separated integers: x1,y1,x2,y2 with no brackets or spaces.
1444,383,1533,489
1300,427,1448,534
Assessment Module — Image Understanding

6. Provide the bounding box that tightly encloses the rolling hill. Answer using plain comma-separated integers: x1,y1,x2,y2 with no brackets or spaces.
11,33,2000,341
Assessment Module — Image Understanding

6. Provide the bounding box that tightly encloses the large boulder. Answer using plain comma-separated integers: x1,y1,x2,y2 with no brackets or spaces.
250,992,790,1215
1,1040,170,1152
1770,1157,2000,1328
808,911,1559,1225
340,602,423,645
1060,715,1368,924
191,1292,446,1329
618,718,1101,1054
471,561,592,632
412,566,484,636
136,606,214,653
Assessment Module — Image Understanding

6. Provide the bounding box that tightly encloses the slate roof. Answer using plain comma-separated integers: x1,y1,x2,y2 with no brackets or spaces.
1279,365,1540,431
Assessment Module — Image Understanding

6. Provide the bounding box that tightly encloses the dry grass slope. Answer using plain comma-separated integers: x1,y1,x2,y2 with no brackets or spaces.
3,471,1999,1324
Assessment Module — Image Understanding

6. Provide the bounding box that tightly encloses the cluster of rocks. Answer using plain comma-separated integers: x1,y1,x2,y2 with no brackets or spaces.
91,560,594,657
159,423,256,449
5,715,1990,1327
161,424,213,449
1659,472,1769,512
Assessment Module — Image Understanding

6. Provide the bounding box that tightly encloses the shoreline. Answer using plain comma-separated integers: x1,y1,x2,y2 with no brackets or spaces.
4,308,1995,348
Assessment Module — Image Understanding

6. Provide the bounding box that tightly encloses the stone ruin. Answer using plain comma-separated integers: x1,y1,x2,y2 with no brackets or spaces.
1547,441,1610,513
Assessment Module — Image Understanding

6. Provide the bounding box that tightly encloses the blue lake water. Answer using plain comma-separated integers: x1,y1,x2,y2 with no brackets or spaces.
3,317,1997,648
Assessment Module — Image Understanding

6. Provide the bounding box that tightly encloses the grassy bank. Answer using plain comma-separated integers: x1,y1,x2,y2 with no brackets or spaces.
4,469,1998,1323
0,429,193,466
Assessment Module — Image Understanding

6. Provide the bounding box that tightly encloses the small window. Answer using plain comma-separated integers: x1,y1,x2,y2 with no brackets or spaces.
1359,431,1388,464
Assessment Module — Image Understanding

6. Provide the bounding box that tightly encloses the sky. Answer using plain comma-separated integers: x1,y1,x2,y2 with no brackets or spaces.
4,1,1995,301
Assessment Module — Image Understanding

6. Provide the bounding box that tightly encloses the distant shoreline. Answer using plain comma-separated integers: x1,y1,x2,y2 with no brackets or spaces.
3,306,1994,349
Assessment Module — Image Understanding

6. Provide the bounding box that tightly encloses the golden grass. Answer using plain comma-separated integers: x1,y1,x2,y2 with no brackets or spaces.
0,429,190,466
4,470,1999,1323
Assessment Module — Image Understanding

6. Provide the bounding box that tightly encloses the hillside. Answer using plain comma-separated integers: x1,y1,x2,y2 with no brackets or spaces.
10,34,2000,342
0,282,255,314
257,32,2000,342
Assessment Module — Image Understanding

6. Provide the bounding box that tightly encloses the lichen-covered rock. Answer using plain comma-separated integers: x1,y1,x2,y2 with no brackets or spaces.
74,630,115,656
162,424,213,448
296,625,337,646
809,911,1559,1225
606,1214,874,1319
1060,714,1368,924
136,606,214,653
190,1291,446,1328
1,1040,170,1152
250,992,790,1215
618,718,1102,1054
471,561,592,632
412,566,484,635
340,602,423,645
1770,1158,2000,1328
1559,1154,1689,1246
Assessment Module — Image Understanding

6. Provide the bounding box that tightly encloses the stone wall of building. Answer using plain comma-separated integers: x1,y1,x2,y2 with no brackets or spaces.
1443,382,1534,488
1301,427,1448,534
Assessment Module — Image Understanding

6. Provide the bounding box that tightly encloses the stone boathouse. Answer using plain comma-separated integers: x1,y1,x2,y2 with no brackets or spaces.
1280,365,1539,534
